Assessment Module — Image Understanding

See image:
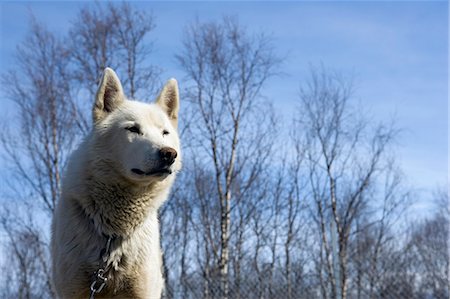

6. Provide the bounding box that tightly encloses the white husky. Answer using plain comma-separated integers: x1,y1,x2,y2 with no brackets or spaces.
51,68,181,299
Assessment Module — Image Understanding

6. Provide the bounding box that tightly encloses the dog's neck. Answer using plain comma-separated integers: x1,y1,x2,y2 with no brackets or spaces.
80,161,171,237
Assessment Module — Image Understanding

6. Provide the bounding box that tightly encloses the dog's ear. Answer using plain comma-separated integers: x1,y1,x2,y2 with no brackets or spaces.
93,68,124,123
155,78,179,128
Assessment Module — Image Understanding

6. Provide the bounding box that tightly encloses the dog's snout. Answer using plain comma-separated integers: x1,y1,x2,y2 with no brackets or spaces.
159,147,177,165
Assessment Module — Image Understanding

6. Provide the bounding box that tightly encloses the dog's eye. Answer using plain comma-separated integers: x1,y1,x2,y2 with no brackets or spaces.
162,130,169,136
126,126,141,134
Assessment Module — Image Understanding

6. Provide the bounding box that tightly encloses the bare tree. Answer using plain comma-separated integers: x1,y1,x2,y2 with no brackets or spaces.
159,167,198,299
348,163,410,299
69,2,160,132
292,66,399,299
108,3,160,99
408,189,449,298
177,17,280,298
0,203,53,299
266,166,286,297
0,17,79,298
2,18,78,215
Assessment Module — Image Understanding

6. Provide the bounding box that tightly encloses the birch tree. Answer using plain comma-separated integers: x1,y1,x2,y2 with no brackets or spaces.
292,66,398,299
409,189,449,298
1,17,78,298
69,2,160,132
177,17,280,298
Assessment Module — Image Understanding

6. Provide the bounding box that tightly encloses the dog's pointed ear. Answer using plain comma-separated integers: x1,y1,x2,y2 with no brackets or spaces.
155,78,179,128
93,68,124,123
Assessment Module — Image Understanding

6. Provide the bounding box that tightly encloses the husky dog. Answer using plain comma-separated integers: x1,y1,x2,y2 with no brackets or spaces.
51,68,181,298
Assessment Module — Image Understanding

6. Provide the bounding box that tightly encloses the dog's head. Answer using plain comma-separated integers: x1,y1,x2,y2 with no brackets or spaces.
91,68,181,184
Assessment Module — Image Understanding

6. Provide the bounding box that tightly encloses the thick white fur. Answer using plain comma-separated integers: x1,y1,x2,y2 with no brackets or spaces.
51,68,181,298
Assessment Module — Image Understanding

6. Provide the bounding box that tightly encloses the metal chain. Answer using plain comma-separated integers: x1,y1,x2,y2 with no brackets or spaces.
89,236,113,299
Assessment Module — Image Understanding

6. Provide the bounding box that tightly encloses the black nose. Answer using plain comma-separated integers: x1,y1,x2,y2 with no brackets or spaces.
159,147,177,165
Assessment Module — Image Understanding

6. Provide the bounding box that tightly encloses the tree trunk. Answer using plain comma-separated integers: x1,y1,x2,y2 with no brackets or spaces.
219,192,231,299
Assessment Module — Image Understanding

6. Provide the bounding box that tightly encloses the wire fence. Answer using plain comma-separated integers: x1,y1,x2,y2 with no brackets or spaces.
160,238,449,299
162,268,449,299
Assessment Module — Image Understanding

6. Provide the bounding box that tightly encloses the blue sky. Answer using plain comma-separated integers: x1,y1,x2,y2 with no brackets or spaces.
0,1,448,213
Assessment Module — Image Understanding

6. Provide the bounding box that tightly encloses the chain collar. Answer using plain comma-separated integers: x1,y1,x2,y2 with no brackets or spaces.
89,236,114,299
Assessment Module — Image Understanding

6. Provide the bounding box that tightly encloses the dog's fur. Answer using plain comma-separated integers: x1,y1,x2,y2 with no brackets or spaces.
51,68,181,298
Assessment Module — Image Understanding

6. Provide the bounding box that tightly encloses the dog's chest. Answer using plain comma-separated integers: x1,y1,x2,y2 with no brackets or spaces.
102,216,163,297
